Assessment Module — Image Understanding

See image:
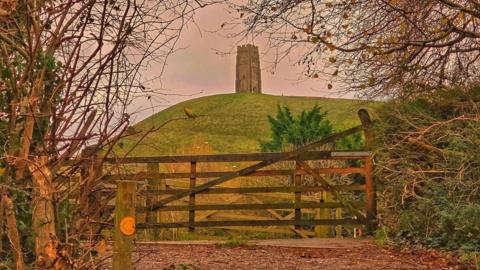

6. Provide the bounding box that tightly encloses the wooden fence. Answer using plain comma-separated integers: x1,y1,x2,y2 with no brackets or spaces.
104,109,377,269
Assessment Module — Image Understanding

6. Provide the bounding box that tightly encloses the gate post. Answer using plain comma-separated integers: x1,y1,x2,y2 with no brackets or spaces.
188,161,197,232
113,181,137,270
358,109,378,232
365,156,377,232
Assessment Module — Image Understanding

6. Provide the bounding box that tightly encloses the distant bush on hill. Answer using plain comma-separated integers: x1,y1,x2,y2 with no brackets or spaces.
259,105,333,152
259,104,365,152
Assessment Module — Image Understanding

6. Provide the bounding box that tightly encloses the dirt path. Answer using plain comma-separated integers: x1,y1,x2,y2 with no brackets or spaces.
123,239,472,270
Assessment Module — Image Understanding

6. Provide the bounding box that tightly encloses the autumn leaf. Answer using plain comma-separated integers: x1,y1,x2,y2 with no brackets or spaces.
97,239,107,256
45,241,58,260
304,25,313,34
327,44,336,51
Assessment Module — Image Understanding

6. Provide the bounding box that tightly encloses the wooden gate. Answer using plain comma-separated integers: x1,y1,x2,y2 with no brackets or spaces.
109,109,377,269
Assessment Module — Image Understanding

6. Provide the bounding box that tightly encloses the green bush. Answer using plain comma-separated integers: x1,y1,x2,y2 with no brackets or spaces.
374,86,480,251
259,104,333,151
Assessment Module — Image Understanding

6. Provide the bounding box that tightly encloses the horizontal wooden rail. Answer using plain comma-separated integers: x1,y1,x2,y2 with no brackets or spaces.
216,226,316,236
140,201,364,212
143,185,366,195
105,167,366,181
136,219,364,228
67,150,370,165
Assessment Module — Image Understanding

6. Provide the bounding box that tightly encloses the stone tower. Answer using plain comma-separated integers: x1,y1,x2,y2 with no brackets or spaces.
235,44,262,93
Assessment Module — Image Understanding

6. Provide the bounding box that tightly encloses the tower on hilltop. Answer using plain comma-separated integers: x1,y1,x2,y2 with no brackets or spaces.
235,44,262,93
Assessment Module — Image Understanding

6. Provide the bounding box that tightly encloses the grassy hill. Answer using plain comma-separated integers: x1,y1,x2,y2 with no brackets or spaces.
118,93,377,156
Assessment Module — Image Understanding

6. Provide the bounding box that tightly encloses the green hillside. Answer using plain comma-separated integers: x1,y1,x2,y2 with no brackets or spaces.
118,93,377,156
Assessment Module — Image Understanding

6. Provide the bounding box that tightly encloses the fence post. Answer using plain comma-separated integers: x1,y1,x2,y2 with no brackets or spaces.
188,161,197,232
294,162,302,230
146,163,161,240
364,156,377,232
113,181,136,270
358,109,377,232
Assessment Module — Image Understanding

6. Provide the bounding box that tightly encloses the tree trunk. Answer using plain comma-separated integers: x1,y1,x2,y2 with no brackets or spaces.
16,70,46,180
1,192,26,270
0,193,4,252
29,156,58,268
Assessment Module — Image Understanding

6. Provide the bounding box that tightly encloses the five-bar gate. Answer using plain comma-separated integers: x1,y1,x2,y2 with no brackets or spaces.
109,109,377,269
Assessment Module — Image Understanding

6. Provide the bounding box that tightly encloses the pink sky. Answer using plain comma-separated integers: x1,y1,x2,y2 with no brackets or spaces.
131,4,351,122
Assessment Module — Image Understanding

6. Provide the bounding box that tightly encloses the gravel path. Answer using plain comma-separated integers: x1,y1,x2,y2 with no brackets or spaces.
117,239,472,270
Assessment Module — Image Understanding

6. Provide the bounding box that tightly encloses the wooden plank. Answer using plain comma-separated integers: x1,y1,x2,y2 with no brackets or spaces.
137,219,363,229
294,162,302,229
146,163,162,240
196,195,244,221
245,192,315,202
188,161,196,232
151,125,363,210
113,182,136,270
331,151,371,157
315,191,332,238
215,226,312,236
142,202,362,212
100,150,371,164
145,185,366,195
104,167,366,180
210,213,273,221
249,196,309,239
335,208,343,238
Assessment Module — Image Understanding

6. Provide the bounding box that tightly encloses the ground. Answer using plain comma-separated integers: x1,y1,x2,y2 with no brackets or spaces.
111,239,473,270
